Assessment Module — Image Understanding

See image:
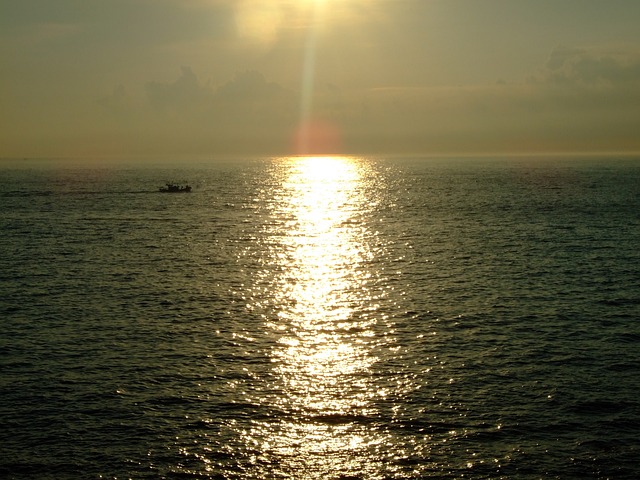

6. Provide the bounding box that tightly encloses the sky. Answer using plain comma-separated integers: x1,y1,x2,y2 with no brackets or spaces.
2,0,640,157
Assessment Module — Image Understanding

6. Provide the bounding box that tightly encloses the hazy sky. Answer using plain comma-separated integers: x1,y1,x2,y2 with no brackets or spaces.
2,0,640,157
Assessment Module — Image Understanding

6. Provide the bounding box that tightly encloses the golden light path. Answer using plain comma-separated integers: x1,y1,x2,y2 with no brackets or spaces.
243,156,390,478
272,156,374,411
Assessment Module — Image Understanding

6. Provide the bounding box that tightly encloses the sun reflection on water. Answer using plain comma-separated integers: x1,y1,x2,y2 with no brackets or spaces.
272,157,375,407
243,155,389,477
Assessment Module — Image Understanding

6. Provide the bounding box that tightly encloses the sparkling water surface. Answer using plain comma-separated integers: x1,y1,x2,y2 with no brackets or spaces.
1,156,640,479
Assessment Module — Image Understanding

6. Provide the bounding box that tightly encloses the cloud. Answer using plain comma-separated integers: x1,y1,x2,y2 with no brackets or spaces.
64,57,640,156
91,67,299,155
98,84,134,117
540,45,640,86
145,66,214,114
214,70,296,126
8,46,640,157
342,45,640,154
140,67,296,124
216,70,285,102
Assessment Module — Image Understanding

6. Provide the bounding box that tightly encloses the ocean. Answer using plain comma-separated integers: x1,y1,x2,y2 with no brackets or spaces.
1,155,639,479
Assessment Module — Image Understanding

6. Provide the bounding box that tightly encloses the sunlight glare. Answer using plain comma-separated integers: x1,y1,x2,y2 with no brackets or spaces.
271,155,376,414
237,155,392,477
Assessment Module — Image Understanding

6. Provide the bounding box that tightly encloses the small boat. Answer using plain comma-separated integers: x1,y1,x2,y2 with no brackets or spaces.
159,182,192,193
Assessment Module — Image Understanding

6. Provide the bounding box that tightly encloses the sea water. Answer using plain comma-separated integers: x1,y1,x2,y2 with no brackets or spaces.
1,155,639,479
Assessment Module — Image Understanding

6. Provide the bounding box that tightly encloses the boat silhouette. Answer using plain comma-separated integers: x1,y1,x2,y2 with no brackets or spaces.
159,182,192,193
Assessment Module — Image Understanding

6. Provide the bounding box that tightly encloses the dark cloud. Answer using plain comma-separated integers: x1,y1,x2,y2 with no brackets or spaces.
216,70,287,103
92,59,640,156
98,85,132,116
142,67,292,112
543,45,640,86
145,66,214,113
142,67,295,123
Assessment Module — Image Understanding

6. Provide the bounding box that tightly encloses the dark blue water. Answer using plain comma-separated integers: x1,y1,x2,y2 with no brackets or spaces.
1,155,639,479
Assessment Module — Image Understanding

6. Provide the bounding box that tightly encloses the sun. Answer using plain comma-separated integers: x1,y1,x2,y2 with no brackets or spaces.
234,0,331,47
302,0,329,6
296,0,332,20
